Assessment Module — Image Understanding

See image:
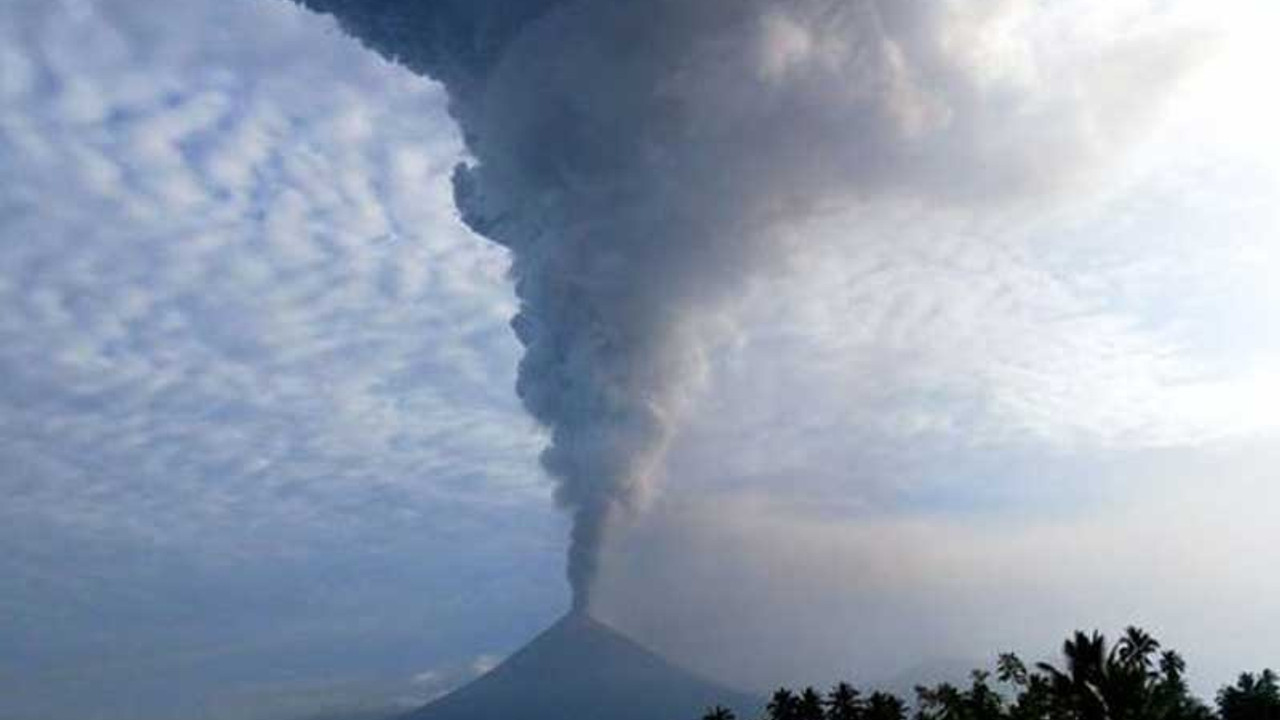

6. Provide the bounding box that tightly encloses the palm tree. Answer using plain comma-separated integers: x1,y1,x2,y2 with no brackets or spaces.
797,687,825,720
768,688,800,720
686,627,1227,720
915,671,1007,720
1116,627,1160,673
967,670,1006,719
826,682,864,720
998,653,1029,688
914,682,966,720
1008,672,1063,720
1218,670,1280,720
865,691,906,720
1033,628,1205,720
701,705,736,720
1037,631,1111,720
1159,651,1186,684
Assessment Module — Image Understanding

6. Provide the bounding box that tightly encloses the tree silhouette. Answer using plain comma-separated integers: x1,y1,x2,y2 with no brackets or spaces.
915,670,1007,720
864,691,906,720
689,627,1273,720
797,687,825,720
1037,631,1112,720
826,681,864,720
1218,670,1280,720
1117,627,1160,672
700,705,736,720
1151,650,1215,720
997,652,1061,720
767,688,800,720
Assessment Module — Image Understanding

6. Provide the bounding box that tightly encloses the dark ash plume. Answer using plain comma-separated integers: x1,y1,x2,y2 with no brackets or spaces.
295,0,1204,612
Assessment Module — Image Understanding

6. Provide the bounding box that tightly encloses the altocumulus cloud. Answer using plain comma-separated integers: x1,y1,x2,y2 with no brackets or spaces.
0,0,543,543
0,1,561,718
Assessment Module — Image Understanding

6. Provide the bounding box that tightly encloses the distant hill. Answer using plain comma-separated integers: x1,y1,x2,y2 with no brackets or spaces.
404,612,761,720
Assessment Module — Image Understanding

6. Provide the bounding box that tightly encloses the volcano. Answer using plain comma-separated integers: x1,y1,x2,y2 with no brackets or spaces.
405,613,760,720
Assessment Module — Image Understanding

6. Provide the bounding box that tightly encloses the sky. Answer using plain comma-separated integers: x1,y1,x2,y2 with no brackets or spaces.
1,1,1278,719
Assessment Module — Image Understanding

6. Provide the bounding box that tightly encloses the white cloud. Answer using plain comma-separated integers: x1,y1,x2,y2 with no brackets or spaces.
400,652,504,708
0,4,562,715
0,0,547,561
470,653,502,676
410,670,440,686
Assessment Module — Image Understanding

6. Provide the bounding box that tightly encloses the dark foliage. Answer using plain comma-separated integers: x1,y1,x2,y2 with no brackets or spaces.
696,627,1276,720
1217,671,1280,720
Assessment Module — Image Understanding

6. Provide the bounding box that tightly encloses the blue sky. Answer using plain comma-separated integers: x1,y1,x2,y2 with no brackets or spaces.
2,1,1278,719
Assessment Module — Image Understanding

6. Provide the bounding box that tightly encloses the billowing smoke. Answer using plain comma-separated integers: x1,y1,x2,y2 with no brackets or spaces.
296,0,1203,612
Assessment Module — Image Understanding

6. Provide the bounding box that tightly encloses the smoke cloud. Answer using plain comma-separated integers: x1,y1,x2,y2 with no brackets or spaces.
296,0,1205,612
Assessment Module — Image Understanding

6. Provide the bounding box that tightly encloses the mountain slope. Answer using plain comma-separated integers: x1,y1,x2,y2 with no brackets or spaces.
405,613,759,720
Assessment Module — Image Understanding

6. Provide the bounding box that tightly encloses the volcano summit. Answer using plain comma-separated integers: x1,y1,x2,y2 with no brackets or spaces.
406,613,759,720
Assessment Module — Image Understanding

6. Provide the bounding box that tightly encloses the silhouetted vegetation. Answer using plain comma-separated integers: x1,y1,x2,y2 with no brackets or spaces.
697,628,1277,720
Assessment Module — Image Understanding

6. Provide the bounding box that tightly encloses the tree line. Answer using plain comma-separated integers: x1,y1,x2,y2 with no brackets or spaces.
697,627,1278,720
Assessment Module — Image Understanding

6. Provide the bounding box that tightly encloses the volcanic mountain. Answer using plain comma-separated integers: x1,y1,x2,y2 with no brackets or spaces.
405,613,760,720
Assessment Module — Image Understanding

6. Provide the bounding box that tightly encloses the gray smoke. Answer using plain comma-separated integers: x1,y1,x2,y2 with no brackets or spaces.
295,0,1204,612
